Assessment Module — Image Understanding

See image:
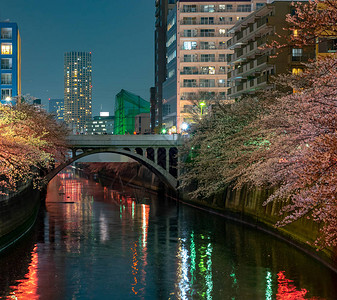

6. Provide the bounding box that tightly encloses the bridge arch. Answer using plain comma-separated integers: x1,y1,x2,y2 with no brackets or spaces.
44,148,179,190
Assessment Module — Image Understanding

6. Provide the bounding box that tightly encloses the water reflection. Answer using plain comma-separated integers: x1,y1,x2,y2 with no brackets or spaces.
0,169,336,299
8,245,38,300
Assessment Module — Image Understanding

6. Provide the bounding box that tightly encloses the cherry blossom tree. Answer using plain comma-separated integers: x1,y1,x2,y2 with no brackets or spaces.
286,0,337,47
253,57,337,248
0,103,69,194
181,56,337,248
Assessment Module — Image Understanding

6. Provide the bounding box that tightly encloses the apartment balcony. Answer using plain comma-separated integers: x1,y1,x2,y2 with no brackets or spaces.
180,32,228,38
228,16,274,49
181,83,229,88
230,41,267,64
228,74,272,98
180,70,227,75
180,92,227,101
181,57,200,62
229,55,270,79
180,20,237,26
180,70,199,75
180,58,228,63
180,45,228,51
180,8,251,13
230,37,268,62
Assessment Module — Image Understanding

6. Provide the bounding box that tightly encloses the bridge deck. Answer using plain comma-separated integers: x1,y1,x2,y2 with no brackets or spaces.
68,134,184,148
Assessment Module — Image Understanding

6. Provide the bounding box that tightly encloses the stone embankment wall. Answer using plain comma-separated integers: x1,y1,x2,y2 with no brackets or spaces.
180,184,337,272
0,184,41,253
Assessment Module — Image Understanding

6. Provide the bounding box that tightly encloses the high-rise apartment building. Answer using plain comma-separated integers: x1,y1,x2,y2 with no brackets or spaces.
64,51,92,133
155,0,178,131
49,98,64,121
0,21,21,105
161,0,267,133
227,1,314,99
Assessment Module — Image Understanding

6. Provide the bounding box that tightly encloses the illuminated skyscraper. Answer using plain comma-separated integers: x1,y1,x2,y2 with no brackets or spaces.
49,98,64,121
0,21,21,105
64,51,92,133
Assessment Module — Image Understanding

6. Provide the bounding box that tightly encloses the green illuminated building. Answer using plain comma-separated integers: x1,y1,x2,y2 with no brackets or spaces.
114,89,150,135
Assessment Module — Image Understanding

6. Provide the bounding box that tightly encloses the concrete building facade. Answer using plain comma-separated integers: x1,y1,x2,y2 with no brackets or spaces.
227,1,315,99
86,115,114,135
0,21,21,105
135,113,151,134
162,0,267,132
64,51,92,133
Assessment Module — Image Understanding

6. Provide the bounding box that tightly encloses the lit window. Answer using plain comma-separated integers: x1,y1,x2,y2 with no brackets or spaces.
182,41,197,50
1,43,12,55
292,48,303,56
292,68,303,75
201,5,215,12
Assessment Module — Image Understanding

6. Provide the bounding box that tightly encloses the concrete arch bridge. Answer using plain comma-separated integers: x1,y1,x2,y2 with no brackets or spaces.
45,134,185,190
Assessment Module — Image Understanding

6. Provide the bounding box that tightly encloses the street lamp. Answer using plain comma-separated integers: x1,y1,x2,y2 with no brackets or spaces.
181,122,189,131
199,101,206,116
4,96,12,105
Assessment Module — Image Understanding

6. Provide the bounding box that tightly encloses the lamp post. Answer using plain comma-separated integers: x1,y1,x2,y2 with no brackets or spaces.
4,95,20,105
181,122,188,132
4,96,12,105
199,101,206,116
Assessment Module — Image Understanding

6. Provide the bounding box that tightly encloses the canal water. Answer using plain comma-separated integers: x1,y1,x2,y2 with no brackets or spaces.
0,168,336,300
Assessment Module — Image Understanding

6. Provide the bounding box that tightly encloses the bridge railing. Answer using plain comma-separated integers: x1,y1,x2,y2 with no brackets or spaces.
67,134,185,147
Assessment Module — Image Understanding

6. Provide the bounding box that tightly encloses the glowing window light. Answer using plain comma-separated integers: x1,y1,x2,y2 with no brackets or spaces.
1,43,12,55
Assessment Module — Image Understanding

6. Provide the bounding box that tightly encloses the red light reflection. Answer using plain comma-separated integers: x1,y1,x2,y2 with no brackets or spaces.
9,245,39,300
276,271,317,300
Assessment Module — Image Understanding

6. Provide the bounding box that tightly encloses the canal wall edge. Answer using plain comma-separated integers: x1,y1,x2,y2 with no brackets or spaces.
178,185,337,273
0,184,41,254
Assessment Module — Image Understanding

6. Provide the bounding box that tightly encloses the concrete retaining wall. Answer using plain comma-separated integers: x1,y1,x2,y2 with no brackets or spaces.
0,185,41,253
180,184,337,272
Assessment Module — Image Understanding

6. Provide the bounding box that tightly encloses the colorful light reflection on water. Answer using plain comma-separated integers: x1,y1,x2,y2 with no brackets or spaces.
0,169,336,299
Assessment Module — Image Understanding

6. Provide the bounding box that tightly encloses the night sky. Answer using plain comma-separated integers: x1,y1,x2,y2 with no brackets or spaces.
1,0,155,116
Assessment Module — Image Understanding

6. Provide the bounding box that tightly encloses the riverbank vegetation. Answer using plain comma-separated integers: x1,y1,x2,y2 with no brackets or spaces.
181,0,337,248
0,103,69,194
